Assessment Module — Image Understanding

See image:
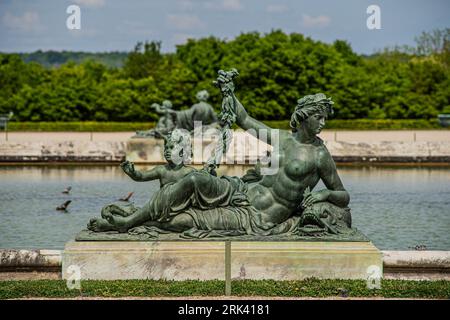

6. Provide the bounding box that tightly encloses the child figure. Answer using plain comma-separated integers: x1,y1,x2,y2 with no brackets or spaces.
87,129,195,232
134,100,176,138
121,129,194,188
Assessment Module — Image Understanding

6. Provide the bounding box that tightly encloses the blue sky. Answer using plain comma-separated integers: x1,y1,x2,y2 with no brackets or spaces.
0,0,448,54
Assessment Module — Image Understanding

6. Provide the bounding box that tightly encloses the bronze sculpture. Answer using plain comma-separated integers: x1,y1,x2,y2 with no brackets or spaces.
175,89,218,132
84,69,364,241
134,100,176,138
134,90,218,138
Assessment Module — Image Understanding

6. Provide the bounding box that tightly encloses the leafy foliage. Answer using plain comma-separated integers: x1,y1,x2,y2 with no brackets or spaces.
18,50,128,68
1,29,449,122
6,119,443,132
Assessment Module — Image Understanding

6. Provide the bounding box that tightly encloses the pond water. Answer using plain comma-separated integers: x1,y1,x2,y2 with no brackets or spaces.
0,165,449,250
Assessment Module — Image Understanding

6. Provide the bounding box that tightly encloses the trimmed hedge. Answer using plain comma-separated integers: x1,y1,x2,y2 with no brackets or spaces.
5,119,447,132
0,279,449,299
263,119,445,130
7,121,154,132
325,119,444,130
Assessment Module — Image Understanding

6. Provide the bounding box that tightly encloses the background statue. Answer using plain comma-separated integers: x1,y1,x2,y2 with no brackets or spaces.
134,90,219,139
135,100,176,138
87,70,355,240
174,90,218,132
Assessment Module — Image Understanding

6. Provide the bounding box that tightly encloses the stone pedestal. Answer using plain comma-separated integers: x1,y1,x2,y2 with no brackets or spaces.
231,241,382,280
62,241,382,281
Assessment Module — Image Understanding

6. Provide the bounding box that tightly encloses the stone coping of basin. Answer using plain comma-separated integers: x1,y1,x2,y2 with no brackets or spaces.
383,251,450,269
0,249,450,272
1,247,449,281
2,249,449,269
2,140,450,163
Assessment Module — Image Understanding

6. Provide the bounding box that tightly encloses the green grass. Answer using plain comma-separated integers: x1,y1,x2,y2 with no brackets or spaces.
5,119,447,132
0,279,449,299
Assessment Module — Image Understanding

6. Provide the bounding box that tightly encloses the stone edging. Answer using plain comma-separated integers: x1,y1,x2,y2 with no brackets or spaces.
1,140,450,163
1,249,449,277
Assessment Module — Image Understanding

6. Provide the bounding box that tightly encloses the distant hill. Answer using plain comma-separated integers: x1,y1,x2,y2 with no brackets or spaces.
16,50,128,68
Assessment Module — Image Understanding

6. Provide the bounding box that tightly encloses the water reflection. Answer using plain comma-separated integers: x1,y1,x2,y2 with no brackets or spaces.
0,164,449,250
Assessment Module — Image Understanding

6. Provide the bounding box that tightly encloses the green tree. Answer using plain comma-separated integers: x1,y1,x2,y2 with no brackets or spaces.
123,41,164,79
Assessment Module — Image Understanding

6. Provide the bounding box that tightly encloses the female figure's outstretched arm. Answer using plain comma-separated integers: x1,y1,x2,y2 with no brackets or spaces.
216,71,286,145
232,92,282,145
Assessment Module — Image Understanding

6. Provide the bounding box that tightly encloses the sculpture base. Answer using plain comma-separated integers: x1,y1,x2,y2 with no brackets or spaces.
62,240,382,280
76,228,370,242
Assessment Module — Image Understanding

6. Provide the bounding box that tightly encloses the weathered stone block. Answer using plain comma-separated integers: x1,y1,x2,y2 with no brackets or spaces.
62,241,382,280
62,241,225,280
231,241,382,280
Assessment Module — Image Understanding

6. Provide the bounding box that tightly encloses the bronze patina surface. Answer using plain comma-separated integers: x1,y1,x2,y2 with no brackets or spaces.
85,69,363,241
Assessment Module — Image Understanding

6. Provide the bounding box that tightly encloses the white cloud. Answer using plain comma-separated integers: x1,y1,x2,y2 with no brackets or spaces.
222,0,242,11
266,4,288,13
204,0,243,11
301,14,331,28
166,14,204,30
172,33,194,45
177,0,194,11
119,21,154,37
2,11,44,32
67,27,99,38
73,0,105,8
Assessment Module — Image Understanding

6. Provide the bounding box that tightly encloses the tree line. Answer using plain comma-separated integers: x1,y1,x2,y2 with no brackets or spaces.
0,29,448,122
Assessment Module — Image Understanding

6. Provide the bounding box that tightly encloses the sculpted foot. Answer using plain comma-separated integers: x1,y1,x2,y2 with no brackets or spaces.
87,217,116,232
103,212,130,233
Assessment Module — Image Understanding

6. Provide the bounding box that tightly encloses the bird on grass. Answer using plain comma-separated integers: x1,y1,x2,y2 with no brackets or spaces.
337,287,348,298
56,200,72,211
118,192,134,202
62,186,72,194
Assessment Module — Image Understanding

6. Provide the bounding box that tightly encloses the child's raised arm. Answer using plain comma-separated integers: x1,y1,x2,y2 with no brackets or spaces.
120,161,161,182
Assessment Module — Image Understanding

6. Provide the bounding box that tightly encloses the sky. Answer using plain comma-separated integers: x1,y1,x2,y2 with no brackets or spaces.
0,0,449,54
